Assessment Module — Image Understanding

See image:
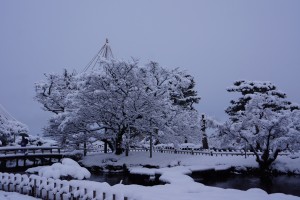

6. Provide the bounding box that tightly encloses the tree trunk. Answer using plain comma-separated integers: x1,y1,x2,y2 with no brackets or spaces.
256,149,280,173
104,140,108,153
115,133,123,155
84,141,87,156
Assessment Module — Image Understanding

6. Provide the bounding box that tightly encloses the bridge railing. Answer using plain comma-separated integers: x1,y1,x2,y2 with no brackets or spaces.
0,146,62,157
0,172,129,200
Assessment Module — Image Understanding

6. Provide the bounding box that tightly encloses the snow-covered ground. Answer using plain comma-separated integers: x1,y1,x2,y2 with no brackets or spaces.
2,152,299,200
79,151,300,200
0,191,40,200
82,151,300,174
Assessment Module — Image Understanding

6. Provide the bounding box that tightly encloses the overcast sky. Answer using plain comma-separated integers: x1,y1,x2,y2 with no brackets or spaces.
1,0,300,135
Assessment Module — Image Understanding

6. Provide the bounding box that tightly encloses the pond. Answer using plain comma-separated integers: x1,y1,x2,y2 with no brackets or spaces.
89,172,163,186
8,168,300,197
89,171,300,197
191,172,300,197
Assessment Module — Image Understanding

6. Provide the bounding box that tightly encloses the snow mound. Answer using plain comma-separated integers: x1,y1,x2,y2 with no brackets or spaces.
38,158,91,180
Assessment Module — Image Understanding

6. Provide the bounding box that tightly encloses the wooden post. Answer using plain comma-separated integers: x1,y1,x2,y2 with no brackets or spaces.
60,193,63,200
124,197,128,200
33,179,37,197
14,176,17,192
20,176,24,194
53,182,57,200
46,190,49,200
93,190,96,199
103,192,106,200
113,194,116,200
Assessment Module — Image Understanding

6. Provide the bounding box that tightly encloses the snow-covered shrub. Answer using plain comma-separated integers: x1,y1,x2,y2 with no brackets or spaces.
38,158,91,180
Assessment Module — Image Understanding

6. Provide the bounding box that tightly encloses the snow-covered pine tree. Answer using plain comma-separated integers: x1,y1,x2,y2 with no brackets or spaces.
217,80,300,172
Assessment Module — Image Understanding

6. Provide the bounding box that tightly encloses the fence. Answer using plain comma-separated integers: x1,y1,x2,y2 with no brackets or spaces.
129,148,290,157
0,173,129,200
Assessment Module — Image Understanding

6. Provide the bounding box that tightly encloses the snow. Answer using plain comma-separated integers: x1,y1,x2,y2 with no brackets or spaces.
82,151,258,170
2,152,300,199
79,151,300,200
27,158,91,180
0,191,40,200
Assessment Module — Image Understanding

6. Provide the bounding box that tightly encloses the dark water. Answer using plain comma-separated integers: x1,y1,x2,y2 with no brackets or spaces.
90,172,300,197
191,172,300,197
89,172,132,185
89,172,162,186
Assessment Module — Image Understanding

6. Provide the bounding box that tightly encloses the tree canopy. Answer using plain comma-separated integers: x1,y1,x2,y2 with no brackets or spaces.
35,59,200,154
213,80,300,171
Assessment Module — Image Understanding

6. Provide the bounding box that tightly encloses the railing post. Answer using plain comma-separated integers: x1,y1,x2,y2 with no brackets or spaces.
53,182,57,200
69,185,73,200
46,190,49,200
32,179,37,197
14,176,17,192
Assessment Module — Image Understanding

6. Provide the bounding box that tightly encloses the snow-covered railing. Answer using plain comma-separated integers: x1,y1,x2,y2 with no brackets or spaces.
0,146,62,156
0,173,129,200
92,147,290,157
153,148,290,157
0,146,64,168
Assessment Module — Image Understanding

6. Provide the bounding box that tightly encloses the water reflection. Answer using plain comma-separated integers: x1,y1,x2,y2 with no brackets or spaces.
191,173,300,197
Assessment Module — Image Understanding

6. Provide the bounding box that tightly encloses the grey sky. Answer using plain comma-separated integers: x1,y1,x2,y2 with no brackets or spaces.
1,0,300,135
